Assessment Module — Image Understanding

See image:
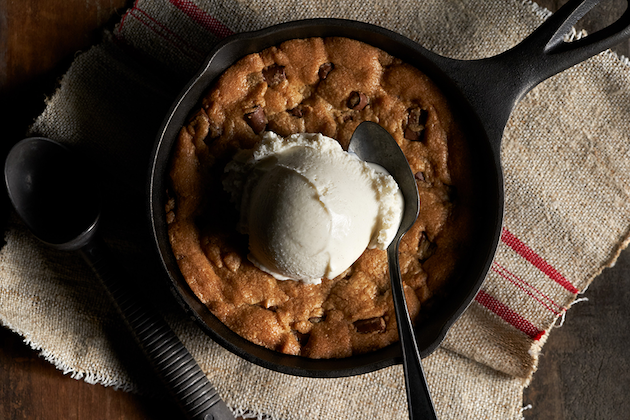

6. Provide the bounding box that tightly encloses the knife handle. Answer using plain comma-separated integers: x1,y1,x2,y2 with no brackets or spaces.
80,237,234,420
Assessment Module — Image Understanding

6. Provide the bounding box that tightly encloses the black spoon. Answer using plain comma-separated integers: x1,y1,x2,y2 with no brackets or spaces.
4,137,234,420
349,122,436,419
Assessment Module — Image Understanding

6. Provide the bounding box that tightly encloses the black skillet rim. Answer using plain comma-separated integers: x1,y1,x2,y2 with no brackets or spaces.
147,18,504,378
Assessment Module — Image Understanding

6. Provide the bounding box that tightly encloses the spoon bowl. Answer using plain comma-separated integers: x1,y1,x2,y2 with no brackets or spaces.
4,137,100,251
4,137,234,420
349,121,437,419
348,122,419,234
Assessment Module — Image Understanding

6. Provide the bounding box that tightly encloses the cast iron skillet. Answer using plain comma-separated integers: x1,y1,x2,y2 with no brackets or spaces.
148,0,630,377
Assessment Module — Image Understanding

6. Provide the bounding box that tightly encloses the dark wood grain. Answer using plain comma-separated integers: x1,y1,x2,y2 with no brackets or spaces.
522,253,630,420
0,326,185,419
0,0,128,148
1,1,630,419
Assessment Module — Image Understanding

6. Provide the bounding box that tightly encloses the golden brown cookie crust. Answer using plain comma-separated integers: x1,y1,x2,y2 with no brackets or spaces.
167,37,475,358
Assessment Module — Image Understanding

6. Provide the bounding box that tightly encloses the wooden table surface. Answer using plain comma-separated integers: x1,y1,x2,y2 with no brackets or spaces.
1,1,629,419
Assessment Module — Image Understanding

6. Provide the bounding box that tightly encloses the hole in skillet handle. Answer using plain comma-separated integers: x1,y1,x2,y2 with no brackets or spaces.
543,0,630,53
558,0,629,51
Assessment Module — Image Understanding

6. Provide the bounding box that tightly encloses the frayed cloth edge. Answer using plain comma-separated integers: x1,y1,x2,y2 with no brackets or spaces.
521,0,553,21
0,316,139,392
231,407,286,420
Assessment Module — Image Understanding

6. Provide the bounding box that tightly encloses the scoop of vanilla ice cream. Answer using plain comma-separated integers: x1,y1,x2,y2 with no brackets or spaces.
223,131,403,284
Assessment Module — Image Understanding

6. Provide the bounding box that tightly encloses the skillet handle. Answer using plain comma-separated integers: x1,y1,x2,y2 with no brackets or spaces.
510,0,630,89
439,0,630,155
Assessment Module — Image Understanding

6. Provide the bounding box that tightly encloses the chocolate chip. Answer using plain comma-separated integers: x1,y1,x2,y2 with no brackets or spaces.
418,232,436,262
244,106,268,133
288,106,303,118
409,107,428,129
347,91,368,110
318,62,334,80
295,331,310,346
354,317,386,334
404,128,421,141
404,107,428,141
262,64,286,87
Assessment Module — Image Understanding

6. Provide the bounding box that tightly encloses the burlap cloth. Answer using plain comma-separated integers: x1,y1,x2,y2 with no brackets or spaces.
2,0,630,418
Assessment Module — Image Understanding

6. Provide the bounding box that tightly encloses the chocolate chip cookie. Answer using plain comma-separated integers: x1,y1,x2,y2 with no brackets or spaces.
167,37,476,358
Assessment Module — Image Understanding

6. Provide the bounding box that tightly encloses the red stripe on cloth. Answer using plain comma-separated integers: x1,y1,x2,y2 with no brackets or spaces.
126,9,201,61
492,262,563,315
115,0,140,38
169,0,235,38
501,228,579,294
475,290,545,341
132,7,204,57
115,2,203,61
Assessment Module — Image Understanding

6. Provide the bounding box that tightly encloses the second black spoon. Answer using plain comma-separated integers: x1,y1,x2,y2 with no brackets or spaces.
4,137,234,420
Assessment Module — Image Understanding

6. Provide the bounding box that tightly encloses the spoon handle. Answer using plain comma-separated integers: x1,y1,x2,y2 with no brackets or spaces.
388,242,438,420
80,238,234,420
